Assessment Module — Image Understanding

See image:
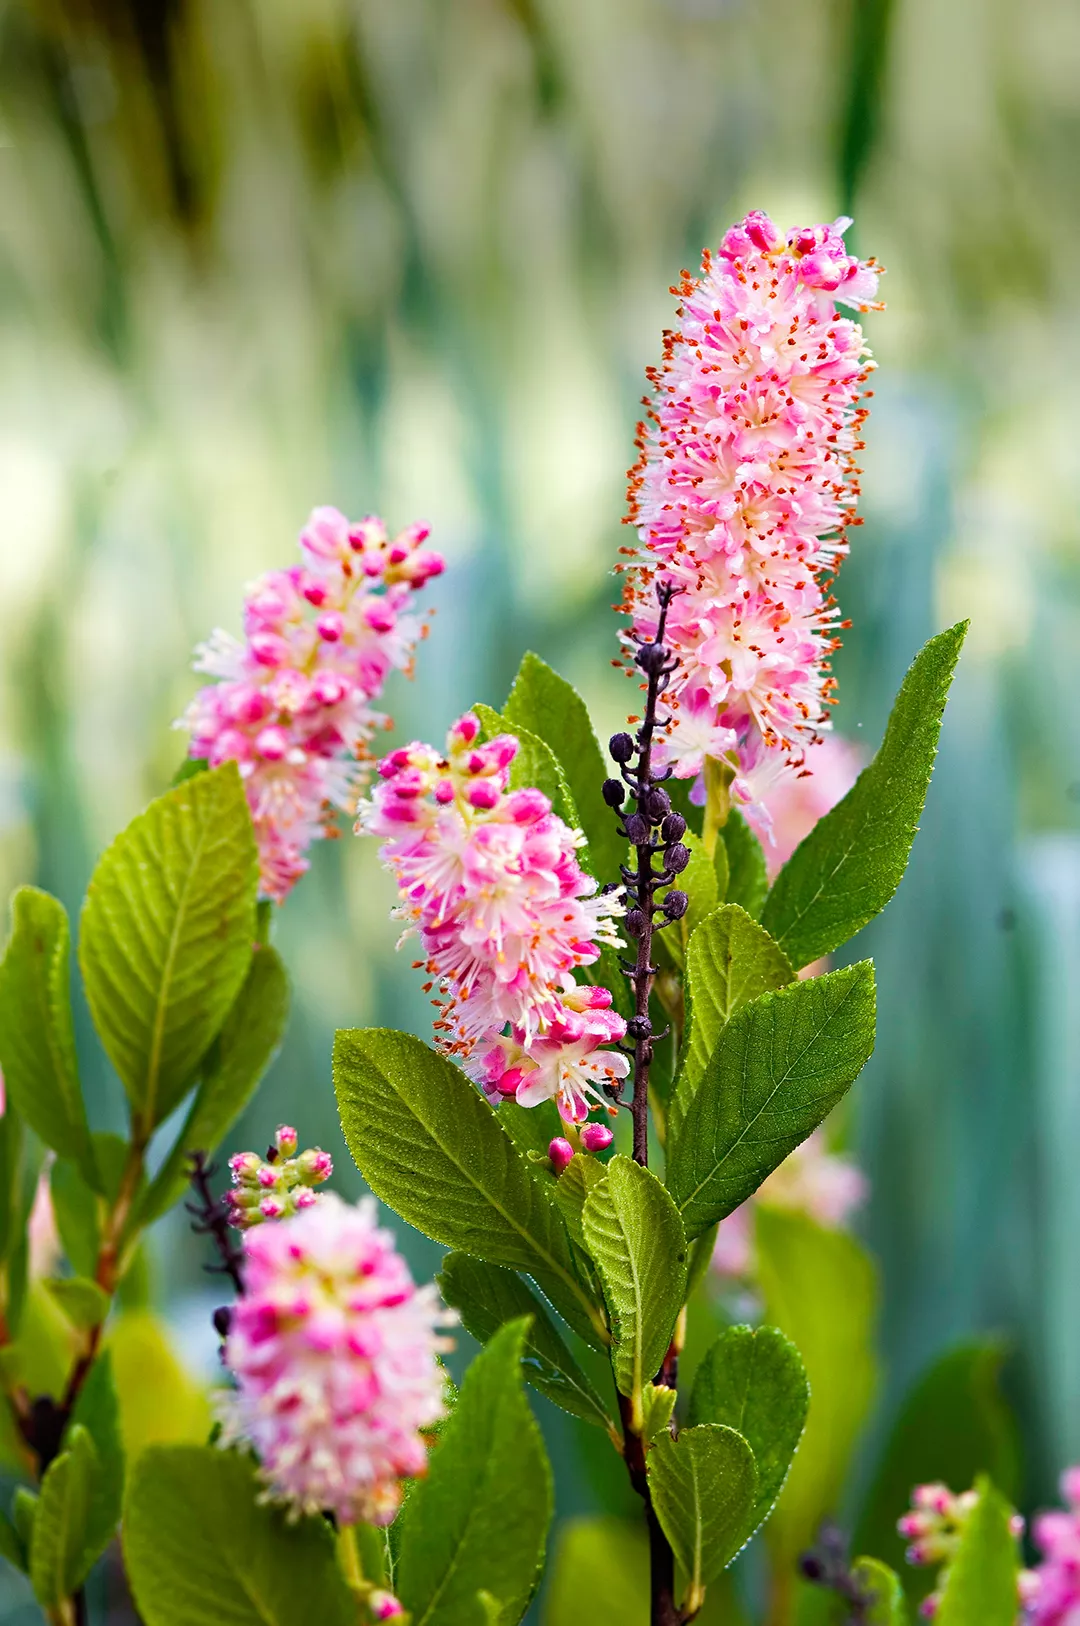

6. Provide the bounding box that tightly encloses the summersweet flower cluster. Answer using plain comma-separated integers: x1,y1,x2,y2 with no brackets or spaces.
219,1194,452,1526
712,1129,867,1278
899,1482,1024,1619
622,211,882,816
358,713,629,1122
181,507,444,901
1019,1467,1080,1623
225,1123,333,1229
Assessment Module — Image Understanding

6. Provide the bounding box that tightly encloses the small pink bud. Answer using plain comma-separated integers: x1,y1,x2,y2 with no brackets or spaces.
369,1590,405,1620
257,1165,281,1189
255,726,291,762
249,632,290,668
548,1138,574,1176
466,781,500,810
302,581,329,607
316,612,345,643
580,1123,613,1153
295,1187,318,1209
259,1196,285,1219
296,1148,334,1184
275,1125,299,1157
450,713,480,746
229,1151,262,1185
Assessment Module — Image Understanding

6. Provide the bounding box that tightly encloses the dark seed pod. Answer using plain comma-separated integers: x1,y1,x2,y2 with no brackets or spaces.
660,812,687,843
624,813,650,846
634,641,668,676
665,842,690,875
609,731,635,763
798,1554,827,1583
646,786,671,822
626,1014,653,1039
212,1306,233,1339
625,908,647,938
602,777,626,808
662,890,689,920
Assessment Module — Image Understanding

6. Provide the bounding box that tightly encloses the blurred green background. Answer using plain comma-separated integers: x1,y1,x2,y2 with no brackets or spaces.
1,0,1078,1617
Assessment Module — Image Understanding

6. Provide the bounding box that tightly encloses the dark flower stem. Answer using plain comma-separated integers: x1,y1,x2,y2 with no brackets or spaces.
186,1151,246,1298
606,580,690,1626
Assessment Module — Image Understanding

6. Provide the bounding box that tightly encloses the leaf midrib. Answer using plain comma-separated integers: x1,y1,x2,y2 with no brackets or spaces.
677,973,867,1215
141,803,213,1129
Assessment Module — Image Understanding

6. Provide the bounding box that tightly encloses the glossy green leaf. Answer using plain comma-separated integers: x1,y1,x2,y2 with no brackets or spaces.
503,652,627,885
334,1028,605,1348
553,1153,607,1249
757,1207,878,1571
935,1477,1019,1626
670,905,794,1142
0,887,95,1182
29,1424,99,1607
12,1491,37,1557
657,833,717,971
0,1104,24,1266
667,962,876,1239
438,1253,615,1433
43,1276,111,1329
68,1350,125,1562
397,1319,553,1626
50,1156,100,1278
123,1445,354,1626
640,1382,677,1442
140,941,290,1223
582,1156,688,1402
762,623,967,969
474,704,579,832
498,1097,564,1164
0,1509,25,1572
79,763,259,1133
851,1557,909,1624
853,1341,1021,1604
721,812,769,921
688,1324,809,1537
648,1424,757,1605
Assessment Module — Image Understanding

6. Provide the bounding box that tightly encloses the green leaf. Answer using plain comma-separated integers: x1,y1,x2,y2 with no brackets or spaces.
12,1490,37,1555
553,1153,607,1249
0,887,95,1183
721,812,768,921
687,1325,809,1537
502,653,627,885
656,833,717,970
50,1157,101,1278
438,1254,615,1433
851,1557,909,1624
123,1445,355,1626
0,1509,25,1573
477,1592,504,1625
0,1103,24,1266
79,761,259,1133
669,905,794,1142
69,1350,125,1562
397,1319,553,1626
582,1156,688,1404
543,1517,648,1626
934,1477,1019,1626
43,1277,112,1330
761,623,967,969
667,961,876,1240
853,1342,1021,1610
140,942,290,1223
334,1029,606,1348
473,704,579,832
647,1424,757,1608
756,1208,878,1571
29,1424,99,1606
640,1383,677,1442
498,1097,564,1164
685,1223,720,1304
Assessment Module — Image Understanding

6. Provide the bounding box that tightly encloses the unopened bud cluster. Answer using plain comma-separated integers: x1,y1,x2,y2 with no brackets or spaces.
226,1124,333,1228
548,1121,614,1176
899,1483,1024,1618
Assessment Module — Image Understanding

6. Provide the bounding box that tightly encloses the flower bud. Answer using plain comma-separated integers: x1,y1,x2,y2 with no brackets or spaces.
580,1123,614,1153
602,778,626,808
666,842,690,874
295,1147,334,1184
662,890,688,921
661,812,687,844
548,1138,575,1177
369,1592,405,1622
275,1125,299,1158
609,732,635,764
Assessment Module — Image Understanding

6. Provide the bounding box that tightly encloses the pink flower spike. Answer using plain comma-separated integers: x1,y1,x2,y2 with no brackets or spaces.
548,1138,575,1176
220,1195,453,1525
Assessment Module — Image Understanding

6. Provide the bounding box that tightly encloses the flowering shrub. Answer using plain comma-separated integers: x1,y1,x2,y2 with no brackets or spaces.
0,213,1020,1626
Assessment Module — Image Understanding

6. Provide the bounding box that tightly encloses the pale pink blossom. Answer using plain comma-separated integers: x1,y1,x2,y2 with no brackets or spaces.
712,1129,867,1280
748,732,863,875
621,212,882,821
219,1194,452,1526
180,509,443,902
1021,1468,1080,1624
357,715,627,1123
